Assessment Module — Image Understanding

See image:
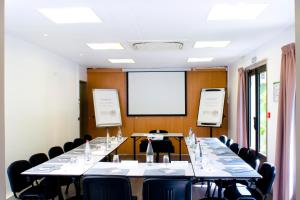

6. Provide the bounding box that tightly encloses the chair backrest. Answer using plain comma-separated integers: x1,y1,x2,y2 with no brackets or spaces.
29,153,49,167
64,142,75,152
143,178,191,200
48,146,64,159
246,149,260,170
256,162,276,196
219,135,228,144
83,134,93,141
238,147,249,161
83,176,133,200
73,138,85,147
149,130,168,134
229,143,240,154
226,139,233,147
7,160,33,195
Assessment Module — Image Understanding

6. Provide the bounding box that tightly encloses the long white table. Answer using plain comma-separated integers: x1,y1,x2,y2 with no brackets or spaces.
185,137,261,198
186,137,261,179
84,161,194,177
22,137,127,199
23,137,127,176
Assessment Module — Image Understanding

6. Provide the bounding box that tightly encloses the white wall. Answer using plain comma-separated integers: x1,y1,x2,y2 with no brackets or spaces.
228,26,295,163
0,0,5,199
5,34,80,198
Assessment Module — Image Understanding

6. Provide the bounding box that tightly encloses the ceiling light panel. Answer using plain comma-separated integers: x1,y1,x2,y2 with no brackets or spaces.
108,59,135,64
188,57,214,62
38,7,102,24
208,3,268,20
194,41,230,48
87,43,124,50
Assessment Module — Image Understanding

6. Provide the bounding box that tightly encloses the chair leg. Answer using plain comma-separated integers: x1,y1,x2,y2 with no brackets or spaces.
65,183,70,194
168,152,171,162
156,152,160,163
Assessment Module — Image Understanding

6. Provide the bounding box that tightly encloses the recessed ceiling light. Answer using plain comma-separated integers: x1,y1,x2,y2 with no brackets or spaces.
108,59,135,64
208,3,268,20
38,7,102,24
187,57,214,62
194,41,230,48
87,43,124,50
43,33,48,37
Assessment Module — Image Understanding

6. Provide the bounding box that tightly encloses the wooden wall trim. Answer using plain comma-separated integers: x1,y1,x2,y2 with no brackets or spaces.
87,69,228,154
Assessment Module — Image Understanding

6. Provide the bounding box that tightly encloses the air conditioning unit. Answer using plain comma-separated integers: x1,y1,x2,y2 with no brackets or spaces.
131,41,184,51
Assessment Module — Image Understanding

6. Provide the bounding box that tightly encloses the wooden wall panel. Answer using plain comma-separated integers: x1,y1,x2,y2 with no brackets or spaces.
87,68,228,154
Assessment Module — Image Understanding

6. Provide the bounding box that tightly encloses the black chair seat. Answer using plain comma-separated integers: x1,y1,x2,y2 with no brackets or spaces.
143,178,191,200
7,160,60,199
224,184,262,200
83,176,136,200
140,139,175,153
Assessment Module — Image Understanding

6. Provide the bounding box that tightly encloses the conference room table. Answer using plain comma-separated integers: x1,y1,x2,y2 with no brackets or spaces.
85,161,194,177
22,137,128,199
185,137,262,199
131,132,184,160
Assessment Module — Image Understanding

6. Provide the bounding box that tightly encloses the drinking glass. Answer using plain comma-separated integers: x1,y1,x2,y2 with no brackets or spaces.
163,154,170,164
113,155,120,163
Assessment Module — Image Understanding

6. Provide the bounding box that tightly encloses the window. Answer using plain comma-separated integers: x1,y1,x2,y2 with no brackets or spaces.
247,65,267,156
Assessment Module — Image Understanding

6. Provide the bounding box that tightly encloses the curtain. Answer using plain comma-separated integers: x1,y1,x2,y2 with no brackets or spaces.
236,68,248,147
273,43,296,200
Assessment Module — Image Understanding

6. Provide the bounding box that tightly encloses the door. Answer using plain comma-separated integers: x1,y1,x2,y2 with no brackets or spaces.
247,65,267,157
79,81,88,138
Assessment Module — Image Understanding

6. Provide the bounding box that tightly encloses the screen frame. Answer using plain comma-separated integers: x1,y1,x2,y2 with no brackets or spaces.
126,71,187,116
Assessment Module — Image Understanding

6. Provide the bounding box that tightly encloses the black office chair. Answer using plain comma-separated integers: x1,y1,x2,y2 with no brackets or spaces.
48,146,64,159
238,147,249,161
83,176,136,200
224,162,276,200
143,178,192,200
29,153,49,185
139,130,175,162
219,135,228,144
226,138,233,147
73,138,85,147
29,153,49,167
83,134,93,141
63,142,75,152
246,149,260,171
7,160,60,200
229,143,240,154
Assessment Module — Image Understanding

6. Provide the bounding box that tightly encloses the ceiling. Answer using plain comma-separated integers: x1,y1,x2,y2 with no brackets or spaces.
5,0,294,69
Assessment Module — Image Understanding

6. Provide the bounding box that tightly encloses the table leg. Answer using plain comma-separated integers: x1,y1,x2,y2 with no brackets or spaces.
179,137,182,160
207,180,211,199
133,137,136,160
218,179,222,199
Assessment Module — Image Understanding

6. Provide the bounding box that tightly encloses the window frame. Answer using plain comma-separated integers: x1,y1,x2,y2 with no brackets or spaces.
246,64,267,159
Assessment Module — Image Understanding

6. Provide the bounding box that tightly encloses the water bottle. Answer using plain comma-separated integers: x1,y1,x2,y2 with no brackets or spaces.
146,139,154,163
195,142,202,165
84,140,91,162
188,127,193,138
106,129,111,149
117,127,122,141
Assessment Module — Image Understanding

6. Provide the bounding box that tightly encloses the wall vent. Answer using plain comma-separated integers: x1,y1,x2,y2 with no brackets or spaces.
131,41,183,51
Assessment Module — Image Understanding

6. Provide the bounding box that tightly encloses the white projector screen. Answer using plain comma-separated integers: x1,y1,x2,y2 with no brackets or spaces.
127,71,186,115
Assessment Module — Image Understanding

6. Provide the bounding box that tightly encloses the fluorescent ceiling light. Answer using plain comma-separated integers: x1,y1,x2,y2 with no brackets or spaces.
208,3,268,20
108,59,135,64
194,41,230,48
38,7,102,24
188,57,214,62
87,43,124,50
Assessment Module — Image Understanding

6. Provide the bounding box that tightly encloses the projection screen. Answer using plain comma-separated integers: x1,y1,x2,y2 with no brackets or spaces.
127,71,186,115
